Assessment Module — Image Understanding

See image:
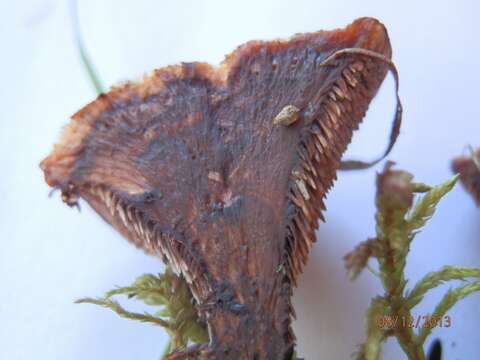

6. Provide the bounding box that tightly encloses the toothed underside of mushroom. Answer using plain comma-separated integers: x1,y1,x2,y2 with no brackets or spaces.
452,149,480,206
41,17,392,359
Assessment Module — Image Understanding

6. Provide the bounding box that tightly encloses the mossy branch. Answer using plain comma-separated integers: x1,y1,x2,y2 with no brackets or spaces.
418,281,480,344
346,163,480,360
355,297,388,360
76,268,208,357
406,267,480,309
75,297,171,328
406,175,458,234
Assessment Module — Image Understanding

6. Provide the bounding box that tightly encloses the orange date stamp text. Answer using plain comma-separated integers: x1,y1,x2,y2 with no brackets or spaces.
376,315,452,329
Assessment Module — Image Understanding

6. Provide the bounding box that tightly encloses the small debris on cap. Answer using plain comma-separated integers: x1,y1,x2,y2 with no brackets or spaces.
273,105,300,126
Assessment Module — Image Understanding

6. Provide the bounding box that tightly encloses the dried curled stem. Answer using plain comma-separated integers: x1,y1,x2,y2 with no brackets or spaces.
320,48,403,170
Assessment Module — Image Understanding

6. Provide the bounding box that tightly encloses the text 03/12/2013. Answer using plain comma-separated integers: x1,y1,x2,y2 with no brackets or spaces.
376,315,452,329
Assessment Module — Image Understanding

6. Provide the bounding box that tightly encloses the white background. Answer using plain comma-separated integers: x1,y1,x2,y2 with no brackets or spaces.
1,0,479,359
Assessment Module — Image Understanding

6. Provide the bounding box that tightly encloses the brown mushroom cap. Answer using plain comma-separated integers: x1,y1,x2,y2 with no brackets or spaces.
41,17,392,359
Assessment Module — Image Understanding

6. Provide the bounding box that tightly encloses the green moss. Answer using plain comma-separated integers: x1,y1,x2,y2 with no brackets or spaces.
76,268,207,357
345,163,480,360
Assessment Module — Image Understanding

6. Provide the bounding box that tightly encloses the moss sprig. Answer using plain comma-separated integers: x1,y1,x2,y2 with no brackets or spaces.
76,267,208,357
345,162,480,360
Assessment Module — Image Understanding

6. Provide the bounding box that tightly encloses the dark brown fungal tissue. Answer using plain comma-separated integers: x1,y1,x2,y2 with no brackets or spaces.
452,148,480,206
41,17,393,359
